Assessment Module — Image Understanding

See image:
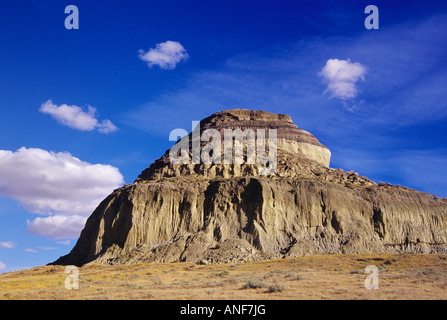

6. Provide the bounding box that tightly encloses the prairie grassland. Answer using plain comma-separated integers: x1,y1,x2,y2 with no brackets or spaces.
0,254,446,300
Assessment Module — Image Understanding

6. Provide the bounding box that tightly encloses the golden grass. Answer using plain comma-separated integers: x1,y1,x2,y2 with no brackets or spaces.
1,254,446,300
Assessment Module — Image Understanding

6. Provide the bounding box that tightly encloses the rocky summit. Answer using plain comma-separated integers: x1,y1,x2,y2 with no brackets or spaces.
52,109,447,266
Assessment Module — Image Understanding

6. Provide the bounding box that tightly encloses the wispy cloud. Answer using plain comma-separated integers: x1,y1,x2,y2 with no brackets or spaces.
96,119,118,134
56,239,71,245
35,246,58,251
391,149,447,197
0,241,16,249
138,40,189,70
23,246,59,253
0,147,124,239
39,100,118,133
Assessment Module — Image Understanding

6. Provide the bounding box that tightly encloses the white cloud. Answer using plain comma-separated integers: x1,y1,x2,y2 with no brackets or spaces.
0,261,6,270
0,147,124,216
0,241,16,249
0,147,124,239
56,239,71,245
39,100,118,133
35,246,58,251
27,215,87,239
319,58,366,101
96,119,118,134
24,248,38,253
138,41,189,70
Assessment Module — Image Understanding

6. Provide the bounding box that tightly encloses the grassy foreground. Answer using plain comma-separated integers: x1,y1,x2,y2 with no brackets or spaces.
0,254,446,300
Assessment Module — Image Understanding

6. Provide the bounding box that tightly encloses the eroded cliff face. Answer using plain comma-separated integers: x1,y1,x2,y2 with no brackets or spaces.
52,110,447,266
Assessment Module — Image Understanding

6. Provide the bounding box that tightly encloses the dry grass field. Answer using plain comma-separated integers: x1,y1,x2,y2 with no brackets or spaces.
1,254,446,300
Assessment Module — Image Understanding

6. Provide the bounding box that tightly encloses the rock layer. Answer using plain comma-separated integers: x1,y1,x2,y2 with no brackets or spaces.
52,109,447,266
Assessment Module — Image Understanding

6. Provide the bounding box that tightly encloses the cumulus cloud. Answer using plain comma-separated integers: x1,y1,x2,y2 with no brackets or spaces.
0,147,124,216
319,58,366,102
0,261,6,270
0,147,124,238
39,100,118,133
27,215,87,239
138,41,189,70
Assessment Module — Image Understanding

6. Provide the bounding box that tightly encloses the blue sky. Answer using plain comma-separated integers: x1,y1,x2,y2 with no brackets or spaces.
1,0,447,273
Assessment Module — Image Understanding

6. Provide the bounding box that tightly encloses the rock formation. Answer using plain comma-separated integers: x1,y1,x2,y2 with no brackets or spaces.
52,109,447,266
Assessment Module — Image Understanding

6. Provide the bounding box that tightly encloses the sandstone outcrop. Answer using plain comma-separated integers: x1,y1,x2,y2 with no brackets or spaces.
52,109,447,266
